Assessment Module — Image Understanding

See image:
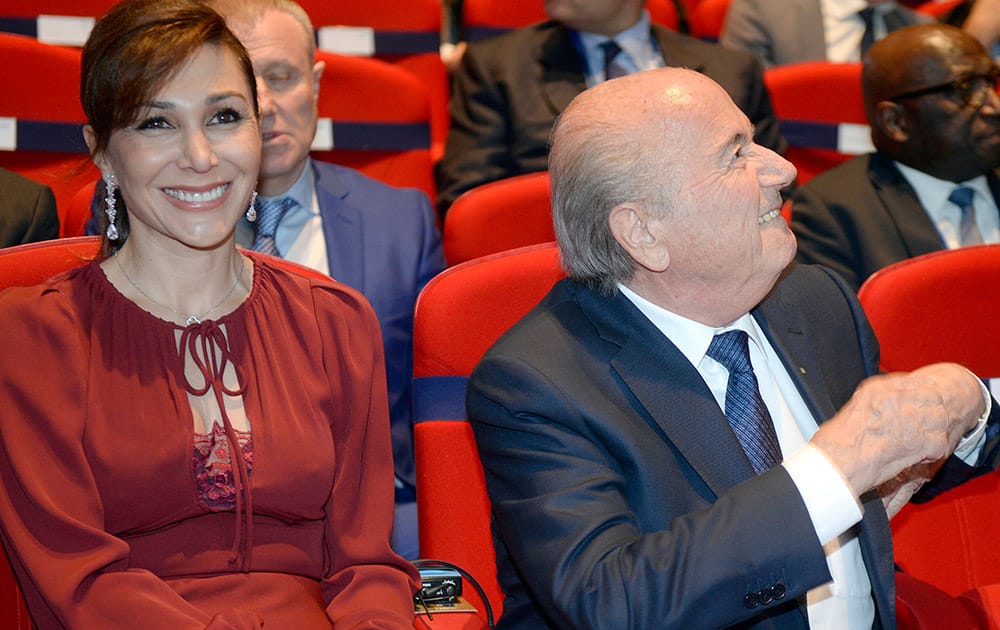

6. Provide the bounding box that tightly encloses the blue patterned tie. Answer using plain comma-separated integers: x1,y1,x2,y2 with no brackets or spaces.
948,186,985,246
600,40,628,81
251,196,297,256
706,330,783,474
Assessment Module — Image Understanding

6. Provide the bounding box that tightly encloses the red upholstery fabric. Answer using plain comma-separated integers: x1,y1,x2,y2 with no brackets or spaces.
891,471,1000,597
0,33,99,222
63,179,96,238
0,236,99,289
895,572,984,629
299,0,449,161
689,0,731,40
313,50,436,201
413,243,566,623
461,0,680,32
857,244,1000,376
959,583,1000,630
0,1,115,17
763,61,868,185
859,246,1000,622
914,0,965,18
443,172,553,266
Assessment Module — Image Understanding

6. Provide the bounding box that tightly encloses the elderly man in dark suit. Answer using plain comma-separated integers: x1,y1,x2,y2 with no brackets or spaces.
466,67,998,629
0,167,58,247
792,23,1000,291
434,0,785,216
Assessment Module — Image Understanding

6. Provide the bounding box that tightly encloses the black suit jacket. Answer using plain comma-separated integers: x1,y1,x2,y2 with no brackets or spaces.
467,265,898,629
791,152,1000,291
0,167,58,248
436,21,786,214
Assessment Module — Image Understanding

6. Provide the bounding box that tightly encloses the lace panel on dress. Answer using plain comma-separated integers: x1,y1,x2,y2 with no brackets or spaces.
193,422,254,511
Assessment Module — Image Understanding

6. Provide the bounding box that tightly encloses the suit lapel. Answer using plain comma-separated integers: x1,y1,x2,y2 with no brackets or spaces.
869,153,947,255
538,23,589,115
312,163,365,290
651,26,705,72
575,286,757,496
752,288,837,425
986,170,1000,219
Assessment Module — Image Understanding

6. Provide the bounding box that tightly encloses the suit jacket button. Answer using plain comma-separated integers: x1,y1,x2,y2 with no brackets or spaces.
744,593,759,609
772,583,787,600
759,587,774,605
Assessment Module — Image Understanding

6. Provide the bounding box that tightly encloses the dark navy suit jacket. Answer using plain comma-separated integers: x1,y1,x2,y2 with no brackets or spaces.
467,263,996,629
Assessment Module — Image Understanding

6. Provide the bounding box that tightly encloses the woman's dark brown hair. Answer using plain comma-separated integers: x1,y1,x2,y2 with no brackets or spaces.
81,0,259,257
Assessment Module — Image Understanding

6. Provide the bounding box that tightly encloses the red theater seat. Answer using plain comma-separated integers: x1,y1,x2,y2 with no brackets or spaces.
413,243,566,623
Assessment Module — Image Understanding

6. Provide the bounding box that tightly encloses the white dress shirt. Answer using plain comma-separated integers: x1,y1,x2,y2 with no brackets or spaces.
575,11,665,87
820,0,897,62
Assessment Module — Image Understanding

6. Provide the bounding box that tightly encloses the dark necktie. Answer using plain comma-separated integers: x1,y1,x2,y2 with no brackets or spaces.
948,186,985,246
599,39,628,82
859,7,876,58
251,196,297,256
706,330,783,475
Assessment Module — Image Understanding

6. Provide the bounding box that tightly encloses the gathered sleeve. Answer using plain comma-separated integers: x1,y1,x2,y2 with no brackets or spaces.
0,283,263,630
310,284,420,628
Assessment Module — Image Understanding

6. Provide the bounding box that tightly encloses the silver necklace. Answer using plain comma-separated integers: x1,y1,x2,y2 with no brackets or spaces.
114,251,245,326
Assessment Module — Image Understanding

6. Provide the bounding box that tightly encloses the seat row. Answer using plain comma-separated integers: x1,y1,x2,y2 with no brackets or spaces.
3,237,999,628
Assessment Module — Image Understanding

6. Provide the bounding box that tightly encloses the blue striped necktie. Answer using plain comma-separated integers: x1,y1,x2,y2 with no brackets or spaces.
948,186,985,246
600,40,628,81
706,330,783,474
251,196,297,256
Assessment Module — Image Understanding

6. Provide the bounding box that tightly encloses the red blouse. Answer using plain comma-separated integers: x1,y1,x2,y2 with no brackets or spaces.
0,253,419,629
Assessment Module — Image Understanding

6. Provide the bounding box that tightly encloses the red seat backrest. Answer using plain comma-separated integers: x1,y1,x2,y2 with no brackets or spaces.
892,471,1000,598
857,244,1000,377
0,33,99,232
689,0,731,40
443,172,553,266
298,0,449,161
412,243,567,622
313,51,436,201
913,0,965,19
763,61,869,185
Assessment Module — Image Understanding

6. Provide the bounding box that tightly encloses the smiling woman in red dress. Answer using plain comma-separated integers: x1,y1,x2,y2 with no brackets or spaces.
0,1,418,627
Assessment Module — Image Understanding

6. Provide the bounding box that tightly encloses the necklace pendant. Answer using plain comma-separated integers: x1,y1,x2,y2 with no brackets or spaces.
185,315,201,326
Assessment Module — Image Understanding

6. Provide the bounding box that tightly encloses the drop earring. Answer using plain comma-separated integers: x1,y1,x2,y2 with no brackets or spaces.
246,189,258,222
103,172,119,240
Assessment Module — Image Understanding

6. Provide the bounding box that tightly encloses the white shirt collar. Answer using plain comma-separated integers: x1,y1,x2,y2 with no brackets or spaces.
616,283,765,369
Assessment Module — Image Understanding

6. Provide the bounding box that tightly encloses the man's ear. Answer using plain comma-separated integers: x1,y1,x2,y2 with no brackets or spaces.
608,203,670,273
312,59,325,97
874,100,910,143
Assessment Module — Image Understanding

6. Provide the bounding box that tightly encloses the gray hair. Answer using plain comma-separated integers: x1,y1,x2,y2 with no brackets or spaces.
204,0,316,57
549,80,678,295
